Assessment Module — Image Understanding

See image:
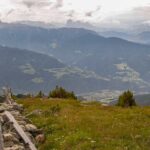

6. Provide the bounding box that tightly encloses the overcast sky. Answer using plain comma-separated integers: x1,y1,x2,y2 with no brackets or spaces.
0,0,150,29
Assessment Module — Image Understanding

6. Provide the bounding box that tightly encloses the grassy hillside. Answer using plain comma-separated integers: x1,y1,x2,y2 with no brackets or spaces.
18,98,150,150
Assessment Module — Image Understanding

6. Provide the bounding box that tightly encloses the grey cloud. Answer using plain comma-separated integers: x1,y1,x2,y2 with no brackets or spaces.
85,12,93,17
54,0,63,8
2,0,149,32
66,19,95,29
67,10,75,18
16,0,52,9
6,9,15,17
98,6,150,30
96,6,101,11
21,0,64,9
22,0,34,8
119,6,150,27
122,6,150,21
85,6,101,17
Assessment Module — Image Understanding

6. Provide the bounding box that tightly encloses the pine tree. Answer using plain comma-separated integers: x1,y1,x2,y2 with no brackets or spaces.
48,86,77,99
117,90,136,107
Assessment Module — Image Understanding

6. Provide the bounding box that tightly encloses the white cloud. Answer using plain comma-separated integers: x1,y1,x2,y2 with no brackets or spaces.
0,0,67,23
0,0,149,29
96,5,150,30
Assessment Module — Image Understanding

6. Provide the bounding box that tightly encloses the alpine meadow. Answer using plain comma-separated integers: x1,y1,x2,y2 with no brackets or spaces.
0,0,150,150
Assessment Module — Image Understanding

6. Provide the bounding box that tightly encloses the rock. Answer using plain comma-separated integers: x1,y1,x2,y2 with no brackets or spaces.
1,102,40,149
2,121,14,132
11,132,20,140
15,116,25,121
2,114,8,122
3,133,14,141
0,106,6,113
10,111,20,116
23,118,32,124
25,124,38,132
12,104,24,112
3,133,19,143
35,134,46,143
20,125,26,131
1,103,9,108
17,121,26,126
102,103,109,107
0,116,4,123
25,132,35,143
32,109,42,115
26,109,42,117
1,104,13,111
4,141,14,147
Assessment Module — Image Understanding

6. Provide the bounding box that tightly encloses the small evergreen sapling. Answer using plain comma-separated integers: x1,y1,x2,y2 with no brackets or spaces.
117,90,136,107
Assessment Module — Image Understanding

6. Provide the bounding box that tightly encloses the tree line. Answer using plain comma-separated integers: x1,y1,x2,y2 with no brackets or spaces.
1,86,137,107
13,86,77,100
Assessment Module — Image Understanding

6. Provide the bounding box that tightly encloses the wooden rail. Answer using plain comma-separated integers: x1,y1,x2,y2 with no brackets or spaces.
0,122,4,150
4,111,37,150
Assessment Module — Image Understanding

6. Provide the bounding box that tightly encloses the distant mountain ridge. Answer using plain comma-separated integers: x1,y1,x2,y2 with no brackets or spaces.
99,30,150,45
1,24,150,94
0,45,111,93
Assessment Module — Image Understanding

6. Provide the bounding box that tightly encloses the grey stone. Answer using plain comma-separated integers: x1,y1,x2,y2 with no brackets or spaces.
0,106,6,113
35,134,45,143
25,124,38,132
4,141,14,147
3,133,14,141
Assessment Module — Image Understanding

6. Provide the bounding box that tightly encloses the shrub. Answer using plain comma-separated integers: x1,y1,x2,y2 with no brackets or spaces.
14,93,33,99
0,96,5,103
35,91,45,98
48,86,77,100
117,90,136,107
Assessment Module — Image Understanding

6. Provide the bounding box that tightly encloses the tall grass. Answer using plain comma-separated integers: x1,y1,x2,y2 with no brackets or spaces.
18,98,150,150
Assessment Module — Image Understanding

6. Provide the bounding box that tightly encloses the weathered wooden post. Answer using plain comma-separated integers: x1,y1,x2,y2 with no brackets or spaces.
2,87,14,104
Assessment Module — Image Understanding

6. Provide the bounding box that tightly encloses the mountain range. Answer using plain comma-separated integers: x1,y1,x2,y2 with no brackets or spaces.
99,31,150,45
0,46,110,94
0,23,150,97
